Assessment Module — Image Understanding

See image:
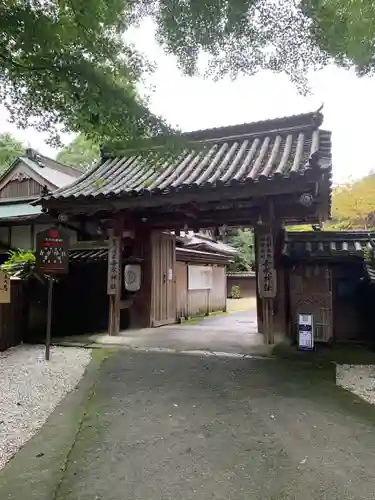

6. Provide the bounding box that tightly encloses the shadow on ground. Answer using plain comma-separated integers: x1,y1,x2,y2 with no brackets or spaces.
2,350,375,499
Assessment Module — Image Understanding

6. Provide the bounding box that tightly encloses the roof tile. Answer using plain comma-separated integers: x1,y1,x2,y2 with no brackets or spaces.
43,110,332,202
283,231,373,257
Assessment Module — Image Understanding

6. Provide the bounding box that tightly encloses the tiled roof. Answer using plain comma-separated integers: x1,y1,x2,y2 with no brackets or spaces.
42,110,331,202
68,245,231,264
21,158,78,188
177,247,232,264
283,231,375,283
365,263,375,283
69,247,108,262
283,231,374,258
176,232,237,256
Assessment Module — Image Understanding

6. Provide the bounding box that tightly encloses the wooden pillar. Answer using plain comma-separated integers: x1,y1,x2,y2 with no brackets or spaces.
107,214,124,336
254,228,263,335
273,227,287,340
254,204,279,344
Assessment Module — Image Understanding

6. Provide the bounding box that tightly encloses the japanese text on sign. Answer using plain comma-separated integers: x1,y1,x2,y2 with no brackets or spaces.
36,228,69,275
0,271,10,303
107,237,121,295
257,231,277,298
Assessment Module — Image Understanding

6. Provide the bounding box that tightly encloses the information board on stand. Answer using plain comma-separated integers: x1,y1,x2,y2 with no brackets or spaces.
298,313,314,351
35,227,69,361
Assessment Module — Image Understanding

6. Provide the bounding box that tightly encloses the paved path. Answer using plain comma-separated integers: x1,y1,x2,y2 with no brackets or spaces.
193,308,258,331
6,350,375,500
88,309,266,355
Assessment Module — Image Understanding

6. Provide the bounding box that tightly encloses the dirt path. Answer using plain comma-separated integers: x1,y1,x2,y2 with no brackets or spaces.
43,351,375,499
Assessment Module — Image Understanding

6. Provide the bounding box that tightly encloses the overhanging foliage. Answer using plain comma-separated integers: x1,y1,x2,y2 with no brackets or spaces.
2,0,375,148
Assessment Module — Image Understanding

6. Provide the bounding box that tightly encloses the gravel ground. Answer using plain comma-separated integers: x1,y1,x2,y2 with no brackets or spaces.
0,344,91,470
337,364,375,404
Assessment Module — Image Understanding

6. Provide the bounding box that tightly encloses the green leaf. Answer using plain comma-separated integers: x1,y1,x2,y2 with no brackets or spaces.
0,0,171,146
57,134,99,171
0,133,24,172
227,228,254,271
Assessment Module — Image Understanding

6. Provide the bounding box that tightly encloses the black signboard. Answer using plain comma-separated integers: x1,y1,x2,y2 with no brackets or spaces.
36,227,69,275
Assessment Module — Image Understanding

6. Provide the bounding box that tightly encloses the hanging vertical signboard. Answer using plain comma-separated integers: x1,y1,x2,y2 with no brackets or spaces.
257,230,277,298
107,237,121,295
35,227,69,275
0,271,10,304
298,313,314,351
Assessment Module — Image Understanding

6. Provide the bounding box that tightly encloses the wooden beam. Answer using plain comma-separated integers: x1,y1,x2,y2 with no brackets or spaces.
149,205,320,229
42,171,322,214
111,176,320,210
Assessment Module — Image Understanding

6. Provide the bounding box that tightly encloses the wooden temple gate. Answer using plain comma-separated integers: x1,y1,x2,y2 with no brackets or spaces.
36,110,332,343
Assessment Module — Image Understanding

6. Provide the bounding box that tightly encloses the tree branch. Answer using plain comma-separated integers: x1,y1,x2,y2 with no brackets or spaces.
0,52,50,72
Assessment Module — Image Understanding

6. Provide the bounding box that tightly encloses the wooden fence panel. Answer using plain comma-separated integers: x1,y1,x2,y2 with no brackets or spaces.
177,264,227,318
210,266,226,311
0,280,26,351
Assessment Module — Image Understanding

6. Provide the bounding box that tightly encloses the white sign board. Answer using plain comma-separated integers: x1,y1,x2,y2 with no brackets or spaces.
298,313,314,351
188,265,213,290
107,237,121,295
124,264,141,292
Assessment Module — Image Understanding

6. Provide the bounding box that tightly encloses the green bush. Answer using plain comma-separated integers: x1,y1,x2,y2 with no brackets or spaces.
230,284,241,299
1,249,36,278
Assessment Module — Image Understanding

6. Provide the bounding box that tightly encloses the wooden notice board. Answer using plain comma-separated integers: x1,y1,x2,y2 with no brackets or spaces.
0,271,10,304
257,230,277,298
107,237,121,295
36,227,69,275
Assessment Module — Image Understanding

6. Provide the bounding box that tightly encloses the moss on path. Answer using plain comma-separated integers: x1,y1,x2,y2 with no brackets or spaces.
0,349,115,500
3,350,375,499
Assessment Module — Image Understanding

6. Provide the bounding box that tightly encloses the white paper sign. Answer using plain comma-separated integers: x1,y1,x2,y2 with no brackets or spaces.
188,265,212,290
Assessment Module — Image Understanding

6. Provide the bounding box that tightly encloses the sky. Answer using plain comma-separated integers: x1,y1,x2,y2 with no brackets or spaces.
0,18,374,184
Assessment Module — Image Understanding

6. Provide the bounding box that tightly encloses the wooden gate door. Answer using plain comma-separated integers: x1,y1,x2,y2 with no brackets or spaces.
289,265,333,343
151,232,176,327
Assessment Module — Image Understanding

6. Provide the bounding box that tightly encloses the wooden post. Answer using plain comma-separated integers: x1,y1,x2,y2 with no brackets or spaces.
107,214,124,336
45,277,54,361
255,203,278,345
254,228,263,335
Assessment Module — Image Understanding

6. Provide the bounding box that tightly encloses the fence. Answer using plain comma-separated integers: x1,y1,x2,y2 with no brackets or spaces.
0,279,27,351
